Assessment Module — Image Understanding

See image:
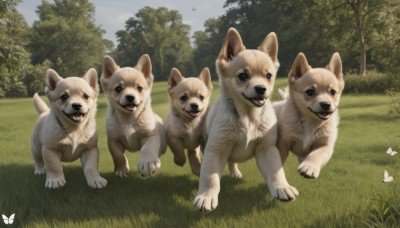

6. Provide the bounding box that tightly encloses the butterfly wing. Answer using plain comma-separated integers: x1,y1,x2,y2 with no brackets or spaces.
9,214,15,224
2,214,9,224
384,169,389,178
392,151,398,156
386,147,392,155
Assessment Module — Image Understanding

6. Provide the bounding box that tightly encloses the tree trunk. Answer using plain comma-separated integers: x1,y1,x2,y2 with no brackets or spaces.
349,0,367,76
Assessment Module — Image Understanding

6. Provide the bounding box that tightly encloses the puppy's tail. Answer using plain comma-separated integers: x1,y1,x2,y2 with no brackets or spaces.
278,87,289,100
33,93,50,114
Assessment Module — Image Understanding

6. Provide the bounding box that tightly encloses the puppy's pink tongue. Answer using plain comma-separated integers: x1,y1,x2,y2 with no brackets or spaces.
71,114,83,121
318,112,330,119
125,104,136,111
252,97,265,105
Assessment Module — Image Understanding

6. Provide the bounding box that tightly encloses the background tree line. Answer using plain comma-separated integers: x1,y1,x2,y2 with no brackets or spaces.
1,0,399,97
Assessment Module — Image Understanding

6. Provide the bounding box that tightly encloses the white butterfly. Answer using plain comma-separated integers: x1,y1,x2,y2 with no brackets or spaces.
383,169,394,183
386,147,398,156
2,214,15,225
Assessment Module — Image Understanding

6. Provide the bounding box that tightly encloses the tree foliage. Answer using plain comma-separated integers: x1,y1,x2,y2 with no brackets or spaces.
115,7,192,80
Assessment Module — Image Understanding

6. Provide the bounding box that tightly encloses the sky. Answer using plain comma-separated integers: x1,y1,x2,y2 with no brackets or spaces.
16,0,227,46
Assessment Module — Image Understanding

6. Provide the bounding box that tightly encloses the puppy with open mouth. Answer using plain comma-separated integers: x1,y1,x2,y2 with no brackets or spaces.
101,54,167,178
274,52,345,179
193,28,298,213
31,68,107,189
165,67,213,176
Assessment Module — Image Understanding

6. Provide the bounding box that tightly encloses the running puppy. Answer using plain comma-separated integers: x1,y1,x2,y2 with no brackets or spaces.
101,54,167,178
193,28,299,212
31,68,107,189
274,52,345,178
165,67,213,176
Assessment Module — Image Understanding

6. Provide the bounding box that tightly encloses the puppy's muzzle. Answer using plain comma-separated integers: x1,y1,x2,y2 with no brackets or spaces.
309,102,334,120
186,103,201,117
64,103,86,122
254,85,266,95
121,94,138,112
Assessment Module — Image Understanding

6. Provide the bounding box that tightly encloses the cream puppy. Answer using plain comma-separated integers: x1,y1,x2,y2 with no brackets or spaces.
31,68,107,189
274,52,345,178
165,67,213,176
193,28,299,212
101,54,167,178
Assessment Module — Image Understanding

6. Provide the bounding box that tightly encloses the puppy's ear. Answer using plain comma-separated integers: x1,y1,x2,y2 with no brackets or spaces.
168,68,184,90
45,69,62,93
288,52,311,83
101,55,119,90
326,52,343,81
218,28,246,64
198,67,213,90
136,54,153,87
258,32,279,69
83,68,99,95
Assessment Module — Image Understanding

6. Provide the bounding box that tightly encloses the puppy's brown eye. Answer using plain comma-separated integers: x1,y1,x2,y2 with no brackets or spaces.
115,86,123,93
238,73,248,81
83,94,89,100
180,95,188,101
305,89,315,97
137,86,143,92
266,73,272,80
330,90,336,96
199,95,204,101
61,94,69,101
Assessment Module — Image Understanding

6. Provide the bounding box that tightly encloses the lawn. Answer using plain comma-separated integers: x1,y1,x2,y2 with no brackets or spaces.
0,79,399,227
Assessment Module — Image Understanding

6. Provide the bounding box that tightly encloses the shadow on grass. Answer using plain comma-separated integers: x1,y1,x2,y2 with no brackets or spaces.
0,164,279,226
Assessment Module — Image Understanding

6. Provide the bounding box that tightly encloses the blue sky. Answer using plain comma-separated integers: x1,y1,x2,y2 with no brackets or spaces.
16,0,227,45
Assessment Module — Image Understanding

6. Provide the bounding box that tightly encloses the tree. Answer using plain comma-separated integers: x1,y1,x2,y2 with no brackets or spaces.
115,7,192,80
29,0,112,77
0,0,31,97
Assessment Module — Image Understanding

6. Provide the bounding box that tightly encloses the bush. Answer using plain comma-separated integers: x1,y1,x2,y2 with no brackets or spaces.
344,71,400,94
387,89,400,115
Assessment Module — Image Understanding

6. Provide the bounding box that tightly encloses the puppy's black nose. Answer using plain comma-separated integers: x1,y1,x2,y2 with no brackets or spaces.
126,95,135,103
191,103,199,111
72,103,82,110
320,102,331,111
255,86,266,95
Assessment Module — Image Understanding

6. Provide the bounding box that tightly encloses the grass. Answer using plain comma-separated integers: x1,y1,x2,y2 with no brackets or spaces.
0,79,399,227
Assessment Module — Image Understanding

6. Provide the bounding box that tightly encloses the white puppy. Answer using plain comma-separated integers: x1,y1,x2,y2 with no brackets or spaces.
193,28,299,212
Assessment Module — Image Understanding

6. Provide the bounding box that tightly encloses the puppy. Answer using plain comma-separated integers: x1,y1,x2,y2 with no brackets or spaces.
274,52,345,178
101,54,167,178
193,28,299,212
31,68,107,189
165,67,213,176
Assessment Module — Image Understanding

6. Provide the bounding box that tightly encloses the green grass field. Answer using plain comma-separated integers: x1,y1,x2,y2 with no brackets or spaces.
0,79,399,227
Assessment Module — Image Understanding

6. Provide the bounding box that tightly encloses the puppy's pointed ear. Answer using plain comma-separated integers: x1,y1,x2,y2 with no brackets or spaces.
288,53,311,83
326,52,343,81
101,55,119,90
45,69,62,93
198,67,213,90
168,68,184,90
136,54,153,87
258,32,279,69
218,28,246,64
83,68,99,95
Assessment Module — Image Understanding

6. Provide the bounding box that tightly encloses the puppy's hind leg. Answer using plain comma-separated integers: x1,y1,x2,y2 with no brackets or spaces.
108,139,129,178
168,137,186,167
31,141,45,175
188,148,201,176
81,147,108,189
228,162,242,179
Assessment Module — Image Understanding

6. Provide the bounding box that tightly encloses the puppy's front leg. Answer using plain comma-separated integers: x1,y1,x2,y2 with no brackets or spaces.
138,133,162,177
255,145,299,201
193,142,229,212
81,147,108,189
42,148,65,189
187,148,201,176
167,137,186,167
298,145,334,179
108,139,129,178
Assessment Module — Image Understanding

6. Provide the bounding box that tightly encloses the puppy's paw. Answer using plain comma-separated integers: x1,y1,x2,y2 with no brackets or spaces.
34,166,45,175
173,155,186,167
193,192,218,213
114,166,129,179
45,177,66,189
87,176,108,189
270,185,299,202
137,158,161,177
229,169,243,179
298,161,320,179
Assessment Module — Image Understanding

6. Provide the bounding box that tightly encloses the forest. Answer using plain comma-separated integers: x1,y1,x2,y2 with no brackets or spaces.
1,0,399,97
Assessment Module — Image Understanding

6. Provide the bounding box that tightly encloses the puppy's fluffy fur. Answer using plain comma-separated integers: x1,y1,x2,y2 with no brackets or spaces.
31,69,107,189
274,52,345,178
193,28,298,212
101,54,167,178
165,67,213,176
